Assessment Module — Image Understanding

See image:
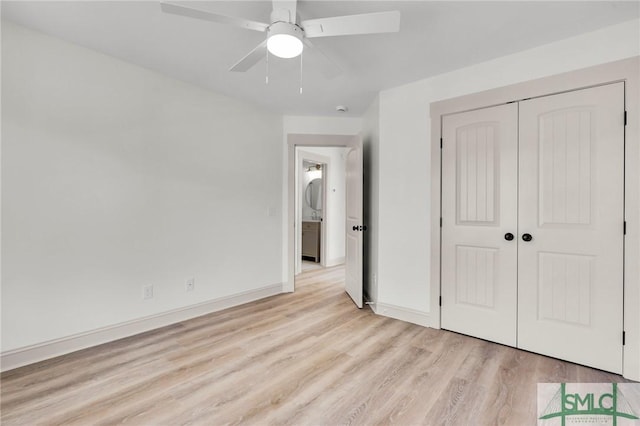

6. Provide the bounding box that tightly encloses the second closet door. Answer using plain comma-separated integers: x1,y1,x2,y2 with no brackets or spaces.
517,83,625,373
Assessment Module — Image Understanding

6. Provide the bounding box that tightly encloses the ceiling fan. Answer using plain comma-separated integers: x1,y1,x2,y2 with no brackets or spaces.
160,1,401,79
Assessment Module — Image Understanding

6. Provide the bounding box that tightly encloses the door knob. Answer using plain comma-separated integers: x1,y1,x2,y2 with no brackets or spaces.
504,233,514,241
522,233,533,242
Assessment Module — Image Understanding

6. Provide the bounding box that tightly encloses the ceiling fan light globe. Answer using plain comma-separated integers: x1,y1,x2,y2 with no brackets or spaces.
267,34,303,58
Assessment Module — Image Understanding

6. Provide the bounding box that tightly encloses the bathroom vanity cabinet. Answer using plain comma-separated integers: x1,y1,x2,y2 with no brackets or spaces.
302,221,321,263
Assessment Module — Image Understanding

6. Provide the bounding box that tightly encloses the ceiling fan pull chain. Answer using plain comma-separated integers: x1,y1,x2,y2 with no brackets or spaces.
265,38,269,85
299,51,303,94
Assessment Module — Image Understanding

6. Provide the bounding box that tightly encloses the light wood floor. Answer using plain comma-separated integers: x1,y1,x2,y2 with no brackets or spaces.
301,260,323,272
1,265,630,425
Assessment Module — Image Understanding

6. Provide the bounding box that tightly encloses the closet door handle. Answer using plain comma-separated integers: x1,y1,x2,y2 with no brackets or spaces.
504,233,514,241
522,233,533,242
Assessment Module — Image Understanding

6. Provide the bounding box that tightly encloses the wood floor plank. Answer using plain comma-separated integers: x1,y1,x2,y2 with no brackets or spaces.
1,265,634,425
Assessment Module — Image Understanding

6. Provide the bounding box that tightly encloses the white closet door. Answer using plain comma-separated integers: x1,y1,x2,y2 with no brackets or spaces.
518,83,625,373
441,103,519,346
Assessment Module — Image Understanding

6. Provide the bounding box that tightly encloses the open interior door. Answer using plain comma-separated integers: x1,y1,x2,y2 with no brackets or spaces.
345,136,363,308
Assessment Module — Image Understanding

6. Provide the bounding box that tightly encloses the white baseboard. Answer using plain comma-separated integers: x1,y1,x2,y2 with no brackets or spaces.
370,302,436,328
1,283,283,372
325,256,345,267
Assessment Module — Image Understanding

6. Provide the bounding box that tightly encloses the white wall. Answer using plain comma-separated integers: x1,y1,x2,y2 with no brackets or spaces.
1,22,284,352
376,19,640,315
283,116,363,137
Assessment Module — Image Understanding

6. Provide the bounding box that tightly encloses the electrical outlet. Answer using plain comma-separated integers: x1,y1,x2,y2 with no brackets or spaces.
186,277,195,292
143,284,154,300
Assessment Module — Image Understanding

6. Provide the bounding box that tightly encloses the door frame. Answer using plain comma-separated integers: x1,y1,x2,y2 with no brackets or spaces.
430,56,640,380
297,150,330,273
286,133,359,292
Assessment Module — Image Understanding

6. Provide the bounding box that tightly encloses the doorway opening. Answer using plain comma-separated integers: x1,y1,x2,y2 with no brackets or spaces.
297,151,330,275
301,159,325,272
286,134,364,308
296,148,346,275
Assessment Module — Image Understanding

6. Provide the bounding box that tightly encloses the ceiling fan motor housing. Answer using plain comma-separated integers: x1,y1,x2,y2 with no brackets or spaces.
270,8,296,24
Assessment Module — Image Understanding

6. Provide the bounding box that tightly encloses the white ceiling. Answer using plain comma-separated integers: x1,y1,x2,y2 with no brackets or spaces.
3,1,639,116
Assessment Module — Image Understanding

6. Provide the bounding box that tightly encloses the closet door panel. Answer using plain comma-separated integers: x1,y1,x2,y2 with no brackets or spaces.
441,103,518,346
517,83,625,373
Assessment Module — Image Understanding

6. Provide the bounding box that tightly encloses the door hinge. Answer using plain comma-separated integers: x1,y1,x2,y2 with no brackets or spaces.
439,296,442,307
440,217,443,227
624,111,627,126
440,138,443,149
623,331,626,345
624,221,627,235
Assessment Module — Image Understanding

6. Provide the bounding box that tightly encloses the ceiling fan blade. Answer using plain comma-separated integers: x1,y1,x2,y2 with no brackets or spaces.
302,11,400,38
303,39,342,79
229,40,268,72
161,2,269,32
272,0,297,23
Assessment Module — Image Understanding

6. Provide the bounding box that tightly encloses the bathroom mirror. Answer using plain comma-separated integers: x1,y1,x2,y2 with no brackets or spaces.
305,178,323,211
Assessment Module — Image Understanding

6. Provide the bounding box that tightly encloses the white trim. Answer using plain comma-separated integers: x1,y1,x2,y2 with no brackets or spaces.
1,283,283,372
370,302,435,328
325,256,345,267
